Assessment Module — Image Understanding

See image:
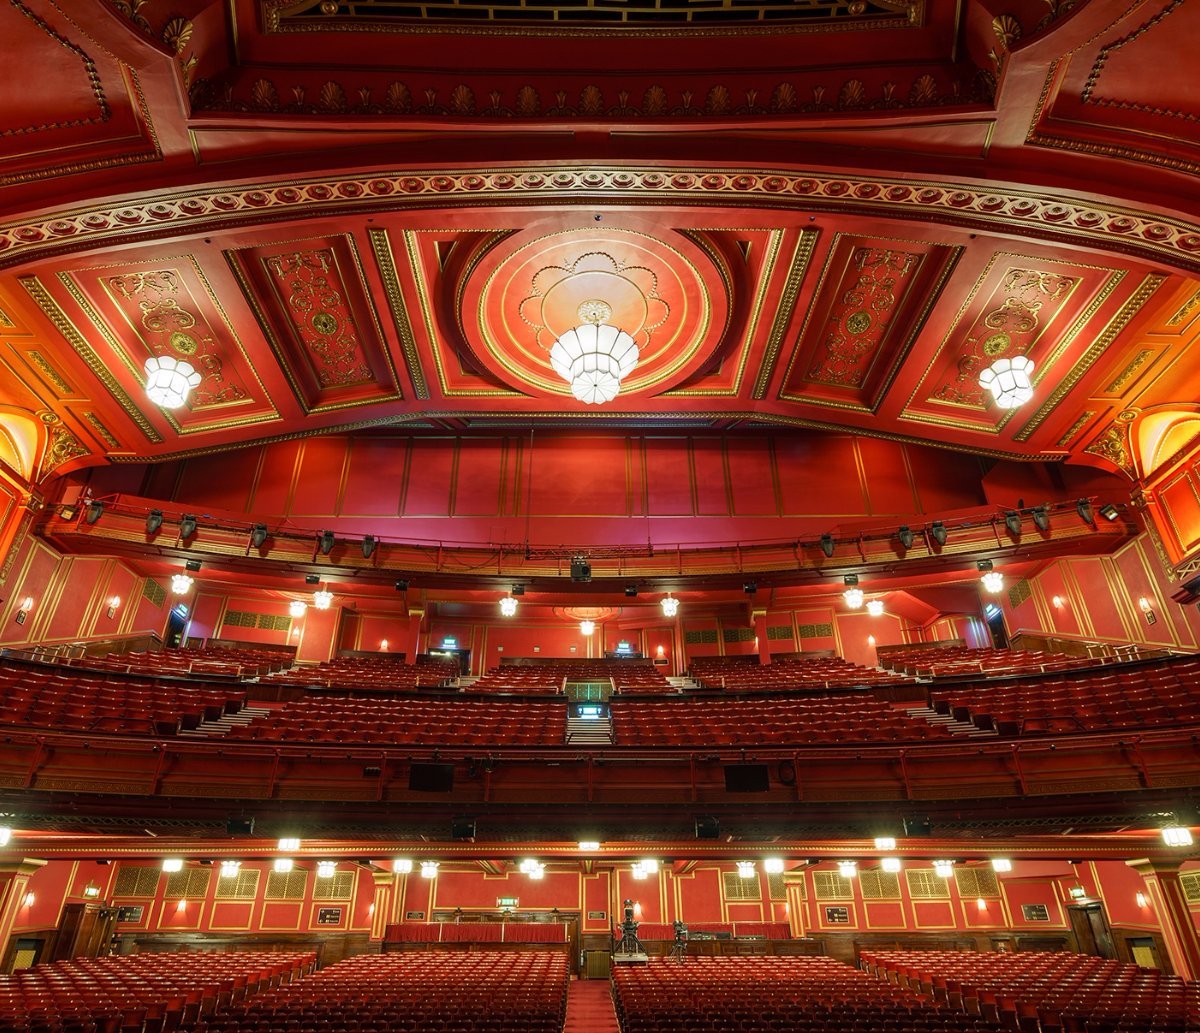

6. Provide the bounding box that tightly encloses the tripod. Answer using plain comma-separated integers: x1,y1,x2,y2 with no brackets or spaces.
615,923,645,955
669,935,687,962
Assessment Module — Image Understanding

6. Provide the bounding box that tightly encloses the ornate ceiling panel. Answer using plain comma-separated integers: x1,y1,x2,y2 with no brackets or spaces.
900,251,1130,435
779,235,959,412
227,235,403,413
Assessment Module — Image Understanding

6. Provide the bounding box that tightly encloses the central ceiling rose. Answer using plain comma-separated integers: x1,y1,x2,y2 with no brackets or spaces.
549,301,639,405
466,225,723,402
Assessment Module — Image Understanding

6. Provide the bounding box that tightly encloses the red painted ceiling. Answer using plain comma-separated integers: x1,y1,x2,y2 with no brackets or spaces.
0,0,1197,490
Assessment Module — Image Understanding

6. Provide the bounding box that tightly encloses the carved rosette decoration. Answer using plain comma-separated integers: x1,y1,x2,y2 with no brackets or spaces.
806,247,919,387
265,250,372,387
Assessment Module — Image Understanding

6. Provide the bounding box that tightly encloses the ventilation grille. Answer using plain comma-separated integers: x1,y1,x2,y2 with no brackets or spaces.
798,623,834,638
265,870,308,899
1181,872,1200,903
954,867,1000,898
684,629,719,645
813,871,854,900
722,627,755,643
216,869,261,900
906,869,950,899
766,625,793,640
313,871,355,900
1008,580,1032,608
767,872,786,900
225,610,292,631
859,870,901,899
722,872,760,900
142,578,166,608
114,866,161,897
165,869,211,899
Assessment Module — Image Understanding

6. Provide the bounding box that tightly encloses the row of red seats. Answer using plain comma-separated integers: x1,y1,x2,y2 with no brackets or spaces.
861,949,1200,1032
223,697,565,745
931,658,1200,737
687,655,910,692
612,696,951,745
880,646,1102,679
465,660,670,695
0,660,245,737
260,654,458,691
197,951,567,1033
76,647,293,681
613,956,996,1033
0,951,315,1033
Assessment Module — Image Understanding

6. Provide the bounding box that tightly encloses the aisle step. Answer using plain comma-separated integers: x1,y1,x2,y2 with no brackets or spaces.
564,978,620,1033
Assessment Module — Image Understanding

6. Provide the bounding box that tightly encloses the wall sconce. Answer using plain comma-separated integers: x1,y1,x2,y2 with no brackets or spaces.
867,635,876,646
1136,892,1148,908
976,897,987,911
1138,597,1157,626
368,903,375,915
1051,596,1064,609
1138,597,1152,612
656,645,665,657
380,639,389,651
106,595,121,619
15,597,33,625
22,893,35,908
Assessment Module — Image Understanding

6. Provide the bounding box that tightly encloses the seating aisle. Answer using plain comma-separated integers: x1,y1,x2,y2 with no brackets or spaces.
565,979,620,1033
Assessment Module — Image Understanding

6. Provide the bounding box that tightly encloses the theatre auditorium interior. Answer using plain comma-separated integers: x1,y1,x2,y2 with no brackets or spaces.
10,0,1200,1031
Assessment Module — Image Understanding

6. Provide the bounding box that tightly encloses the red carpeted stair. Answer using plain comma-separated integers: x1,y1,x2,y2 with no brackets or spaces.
565,978,621,1033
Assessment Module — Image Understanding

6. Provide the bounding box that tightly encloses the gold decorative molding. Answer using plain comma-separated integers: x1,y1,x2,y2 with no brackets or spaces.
1013,273,1167,442
1056,410,1095,448
82,411,120,449
26,350,72,395
42,422,90,475
752,229,816,400
18,276,162,443
5,169,1200,280
1104,348,1155,394
1083,424,1134,477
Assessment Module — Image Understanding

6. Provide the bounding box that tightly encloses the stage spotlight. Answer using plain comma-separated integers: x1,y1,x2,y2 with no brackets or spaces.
318,530,335,555
250,524,269,549
145,510,163,535
897,526,914,550
1076,499,1095,525
1032,506,1050,532
743,582,757,595
362,535,377,559
1004,510,1022,537
185,559,202,572
570,556,592,582
1099,503,1120,522
179,514,198,540
511,584,525,596
929,521,947,547
84,500,104,525
819,534,835,558
395,580,409,592
624,585,638,597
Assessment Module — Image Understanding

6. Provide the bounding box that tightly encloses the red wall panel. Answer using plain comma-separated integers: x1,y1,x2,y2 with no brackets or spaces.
453,439,508,517
775,436,865,517
645,438,693,516
341,438,407,517
727,438,776,517
404,439,455,517
292,438,350,519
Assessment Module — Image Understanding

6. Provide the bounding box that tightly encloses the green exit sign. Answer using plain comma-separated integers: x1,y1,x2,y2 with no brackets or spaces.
496,897,519,908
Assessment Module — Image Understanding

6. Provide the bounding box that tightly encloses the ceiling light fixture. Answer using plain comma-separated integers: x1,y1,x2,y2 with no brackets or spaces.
874,837,896,851
979,355,1035,409
933,860,954,878
278,837,301,852
144,355,201,409
577,841,600,852
289,599,307,618
549,301,639,405
313,590,333,610
763,857,785,874
316,861,337,879
838,860,857,879
393,859,413,874
499,595,518,617
992,858,1013,872
162,858,184,873
170,573,193,595
866,599,884,617
981,570,1004,593
273,858,294,873
1162,825,1194,847
843,574,863,610
219,860,241,879
661,595,679,618
881,857,902,873
420,861,439,879
736,861,756,879
579,619,595,636
0,826,11,847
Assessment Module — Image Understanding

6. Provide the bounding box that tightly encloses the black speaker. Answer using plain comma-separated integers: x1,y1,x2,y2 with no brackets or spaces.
451,817,476,841
409,762,455,792
570,557,592,582
695,816,721,840
226,817,255,836
724,764,770,793
903,817,933,837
